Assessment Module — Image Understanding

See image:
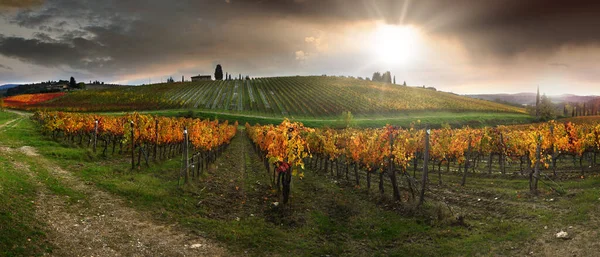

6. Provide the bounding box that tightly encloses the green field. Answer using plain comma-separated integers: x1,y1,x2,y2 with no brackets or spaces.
140,109,533,128
30,76,525,117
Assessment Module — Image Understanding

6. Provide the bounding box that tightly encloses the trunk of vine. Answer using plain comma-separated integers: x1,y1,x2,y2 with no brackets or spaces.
354,163,360,186
438,161,443,186
388,160,401,202
531,141,541,194
282,170,292,204
418,128,430,207
488,153,493,174
367,171,371,193
413,155,418,178
460,137,472,187
378,169,384,195
345,163,349,181
580,155,585,176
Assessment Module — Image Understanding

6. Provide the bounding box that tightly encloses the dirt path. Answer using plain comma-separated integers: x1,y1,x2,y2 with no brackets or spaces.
0,117,22,130
1,144,227,255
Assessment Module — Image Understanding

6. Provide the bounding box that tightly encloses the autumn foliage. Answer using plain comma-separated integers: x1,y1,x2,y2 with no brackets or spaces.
4,92,66,107
32,111,237,153
247,118,600,201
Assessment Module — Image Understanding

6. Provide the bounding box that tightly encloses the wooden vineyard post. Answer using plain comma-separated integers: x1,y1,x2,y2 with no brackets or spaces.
130,121,135,170
183,127,189,184
93,119,98,153
499,133,505,174
154,118,158,161
388,131,401,202
418,127,430,207
550,124,557,177
461,136,472,186
531,135,541,194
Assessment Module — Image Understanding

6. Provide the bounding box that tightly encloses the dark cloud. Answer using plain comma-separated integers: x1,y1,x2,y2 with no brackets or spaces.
0,0,312,78
0,0,600,86
0,63,11,70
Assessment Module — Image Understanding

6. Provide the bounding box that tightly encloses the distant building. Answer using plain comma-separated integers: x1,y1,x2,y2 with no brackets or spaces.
191,75,212,81
45,84,68,91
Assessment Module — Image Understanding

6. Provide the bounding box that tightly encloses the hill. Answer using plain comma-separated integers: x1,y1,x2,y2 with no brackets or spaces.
29,76,524,116
467,93,599,106
0,84,20,90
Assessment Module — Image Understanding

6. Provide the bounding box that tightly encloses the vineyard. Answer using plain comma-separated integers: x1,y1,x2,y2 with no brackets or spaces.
3,109,600,255
27,110,600,208
247,118,600,204
32,111,237,182
20,76,525,116
3,92,66,108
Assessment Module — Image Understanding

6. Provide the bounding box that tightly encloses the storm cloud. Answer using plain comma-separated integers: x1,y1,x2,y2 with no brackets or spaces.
0,0,599,94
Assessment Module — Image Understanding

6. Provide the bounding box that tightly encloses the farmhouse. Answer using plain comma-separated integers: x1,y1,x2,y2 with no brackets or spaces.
191,75,212,81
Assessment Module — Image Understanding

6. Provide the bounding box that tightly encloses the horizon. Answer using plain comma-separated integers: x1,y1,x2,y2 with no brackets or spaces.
1,1,600,95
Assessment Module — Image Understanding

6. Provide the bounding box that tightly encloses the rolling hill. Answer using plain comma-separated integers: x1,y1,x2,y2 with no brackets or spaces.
0,84,20,90
467,93,599,106
27,76,524,117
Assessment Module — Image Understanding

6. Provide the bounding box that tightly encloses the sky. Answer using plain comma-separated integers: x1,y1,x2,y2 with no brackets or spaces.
0,0,599,95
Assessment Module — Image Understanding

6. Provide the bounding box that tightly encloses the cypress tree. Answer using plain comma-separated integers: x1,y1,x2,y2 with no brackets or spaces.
214,64,223,80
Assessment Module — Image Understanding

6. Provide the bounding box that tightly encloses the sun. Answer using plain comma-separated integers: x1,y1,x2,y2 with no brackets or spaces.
371,24,421,65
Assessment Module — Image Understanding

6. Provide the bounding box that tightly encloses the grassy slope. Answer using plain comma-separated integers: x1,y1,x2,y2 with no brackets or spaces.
4,116,600,256
30,76,525,116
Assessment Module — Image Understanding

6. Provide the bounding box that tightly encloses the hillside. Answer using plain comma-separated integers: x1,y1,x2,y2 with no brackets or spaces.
467,93,599,106
0,84,20,90
28,76,524,116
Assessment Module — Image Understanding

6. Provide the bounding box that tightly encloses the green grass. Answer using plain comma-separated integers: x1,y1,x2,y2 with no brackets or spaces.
93,109,533,129
0,110,19,124
0,155,52,256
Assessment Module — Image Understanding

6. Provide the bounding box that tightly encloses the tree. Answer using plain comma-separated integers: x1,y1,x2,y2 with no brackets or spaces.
225,72,228,80
182,76,184,82
403,81,407,86
167,76,174,83
393,76,396,84
537,94,556,121
69,76,76,89
215,64,223,80
76,82,86,89
340,111,355,128
228,74,232,80
372,72,381,82
382,71,392,83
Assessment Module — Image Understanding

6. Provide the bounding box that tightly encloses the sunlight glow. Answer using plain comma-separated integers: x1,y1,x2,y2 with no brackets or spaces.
371,24,421,65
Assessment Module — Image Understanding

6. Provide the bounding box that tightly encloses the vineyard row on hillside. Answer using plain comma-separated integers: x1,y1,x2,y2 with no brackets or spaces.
16,76,525,115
